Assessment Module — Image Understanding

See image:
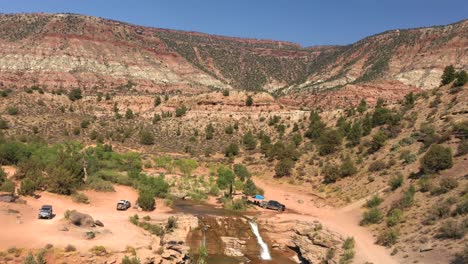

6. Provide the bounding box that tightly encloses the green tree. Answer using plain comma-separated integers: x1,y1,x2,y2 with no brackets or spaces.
137,188,155,211
275,158,294,177
243,131,257,150
362,113,373,136
420,144,453,173
305,111,326,139
246,95,253,106
441,65,456,86
217,166,235,196
48,167,80,195
403,92,415,109
243,178,258,196
233,164,251,181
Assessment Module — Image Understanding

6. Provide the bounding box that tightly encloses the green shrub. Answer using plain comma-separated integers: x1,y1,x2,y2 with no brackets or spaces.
72,192,90,204
224,143,239,157
376,228,399,247
224,198,248,211
318,129,343,155
139,129,154,145
366,195,383,208
342,237,355,250
441,65,456,85
275,158,294,177
19,178,36,196
0,179,15,194
322,163,341,184
457,139,468,156
246,95,253,106
166,216,178,231
438,219,467,239
242,132,257,150
360,207,383,225
431,177,459,196
420,144,453,173
389,174,403,190
399,150,416,164
368,160,387,172
6,107,19,115
68,88,82,101
86,177,115,192
175,105,187,117
90,245,107,256
122,256,141,264
64,244,76,252
23,252,37,264
137,188,155,211
369,131,387,153
205,123,214,140
386,208,404,227
174,159,198,176
417,176,433,192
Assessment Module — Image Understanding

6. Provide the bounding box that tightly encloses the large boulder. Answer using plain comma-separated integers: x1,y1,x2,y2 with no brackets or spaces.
68,211,95,227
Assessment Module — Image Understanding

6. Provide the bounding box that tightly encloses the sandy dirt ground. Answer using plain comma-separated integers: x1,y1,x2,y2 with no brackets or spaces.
252,178,400,264
0,185,173,252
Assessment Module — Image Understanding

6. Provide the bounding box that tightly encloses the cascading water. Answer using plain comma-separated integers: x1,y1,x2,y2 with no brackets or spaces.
249,221,272,260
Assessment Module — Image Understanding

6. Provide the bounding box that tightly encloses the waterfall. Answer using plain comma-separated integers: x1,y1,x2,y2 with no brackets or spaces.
249,221,272,260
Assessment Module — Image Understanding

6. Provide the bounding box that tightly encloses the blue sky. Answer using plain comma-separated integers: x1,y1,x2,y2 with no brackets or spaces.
0,0,466,46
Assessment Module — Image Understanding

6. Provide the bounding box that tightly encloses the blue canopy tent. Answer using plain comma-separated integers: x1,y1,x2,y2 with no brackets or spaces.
253,194,264,200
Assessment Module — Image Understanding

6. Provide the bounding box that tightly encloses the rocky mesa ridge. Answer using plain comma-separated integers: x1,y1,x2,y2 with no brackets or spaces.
0,13,466,98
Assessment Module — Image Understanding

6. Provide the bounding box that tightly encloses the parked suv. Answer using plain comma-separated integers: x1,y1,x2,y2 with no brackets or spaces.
116,200,131,210
260,200,286,212
38,205,53,219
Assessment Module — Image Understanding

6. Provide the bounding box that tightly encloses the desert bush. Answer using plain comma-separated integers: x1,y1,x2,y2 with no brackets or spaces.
64,244,76,252
376,228,399,247
389,174,403,191
72,192,90,204
23,252,37,264
166,216,178,231
90,245,107,256
417,176,433,192
175,105,187,117
0,179,15,194
122,256,141,264
368,131,387,153
420,144,453,173
275,158,294,177
366,195,383,208
86,177,115,192
243,131,257,150
225,125,234,134
457,139,468,156
386,208,404,227
6,107,19,115
438,219,467,239
368,160,387,172
431,177,459,196
174,159,198,176
361,207,383,225
0,117,8,129
399,150,417,164
224,143,239,157
139,129,154,145
223,198,248,211
245,95,253,106
205,123,214,140
454,196,468,216
68,88,82,101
